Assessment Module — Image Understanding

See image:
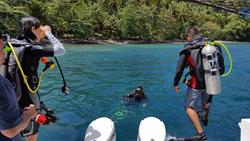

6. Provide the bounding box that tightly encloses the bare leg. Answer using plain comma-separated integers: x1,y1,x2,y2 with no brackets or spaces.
26,133,38,141
186,107,204,134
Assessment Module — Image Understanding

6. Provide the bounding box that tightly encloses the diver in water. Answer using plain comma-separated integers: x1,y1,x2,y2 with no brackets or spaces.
123,86,148,106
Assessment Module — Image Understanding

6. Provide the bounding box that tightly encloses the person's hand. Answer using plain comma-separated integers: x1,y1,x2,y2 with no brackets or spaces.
41,25,51,34
174,85,180,93
23,104,38,119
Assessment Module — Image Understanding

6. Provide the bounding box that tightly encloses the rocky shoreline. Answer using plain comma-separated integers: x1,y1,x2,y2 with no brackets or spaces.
42,38,249,45
60,39,184,44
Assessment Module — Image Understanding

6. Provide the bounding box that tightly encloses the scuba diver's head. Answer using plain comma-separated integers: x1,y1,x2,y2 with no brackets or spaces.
135,85,144,95
20,16,45,42
186,27,199,42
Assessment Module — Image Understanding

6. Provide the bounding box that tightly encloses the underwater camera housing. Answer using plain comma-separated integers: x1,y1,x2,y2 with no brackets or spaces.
36,102,57,125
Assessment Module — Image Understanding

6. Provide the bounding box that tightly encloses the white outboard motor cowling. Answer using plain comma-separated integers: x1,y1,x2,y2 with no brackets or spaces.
84,117,116,141
137,117,166,141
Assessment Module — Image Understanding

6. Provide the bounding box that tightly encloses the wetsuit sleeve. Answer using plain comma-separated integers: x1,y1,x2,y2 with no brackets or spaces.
30,32,65,58
45,31,65,56
30,45,54,58
173,53,187,86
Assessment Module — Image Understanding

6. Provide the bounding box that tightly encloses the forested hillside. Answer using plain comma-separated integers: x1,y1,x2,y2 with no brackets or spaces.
0,0,249,41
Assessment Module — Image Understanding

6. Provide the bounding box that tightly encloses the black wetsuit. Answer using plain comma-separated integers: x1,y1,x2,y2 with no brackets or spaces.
173,35,206,89
17,38,54,109
124,92,148,103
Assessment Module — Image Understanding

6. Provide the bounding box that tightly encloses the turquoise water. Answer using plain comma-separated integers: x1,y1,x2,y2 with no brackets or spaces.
38,43,250,141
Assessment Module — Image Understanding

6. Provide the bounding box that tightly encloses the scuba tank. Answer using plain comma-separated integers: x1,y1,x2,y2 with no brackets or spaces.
201,44,221,95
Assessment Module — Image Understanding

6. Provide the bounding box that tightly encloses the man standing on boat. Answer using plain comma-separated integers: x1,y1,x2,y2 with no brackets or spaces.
173,27,208,140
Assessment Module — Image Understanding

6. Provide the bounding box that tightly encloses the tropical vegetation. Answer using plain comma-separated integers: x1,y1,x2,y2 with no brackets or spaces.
0,0,249,41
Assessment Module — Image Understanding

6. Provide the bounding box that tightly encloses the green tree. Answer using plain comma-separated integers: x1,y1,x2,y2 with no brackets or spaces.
200,21,222,39
88,3,110,39
103,15,120,39
46,0,73,37
222,15,249,41
101,0,120,15
0,0,28,35
119,5,154,40
154,8,179,40
68,1,93,39
0,0,249,41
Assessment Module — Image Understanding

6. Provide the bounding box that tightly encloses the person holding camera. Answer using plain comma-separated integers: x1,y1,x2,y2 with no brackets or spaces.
0,34,38,141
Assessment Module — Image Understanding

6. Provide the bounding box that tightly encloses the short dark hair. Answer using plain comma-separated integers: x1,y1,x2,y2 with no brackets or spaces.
186,27,199,37
20,16,41,40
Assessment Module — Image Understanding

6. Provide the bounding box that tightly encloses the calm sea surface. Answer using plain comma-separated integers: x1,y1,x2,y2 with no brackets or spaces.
38,43,250,141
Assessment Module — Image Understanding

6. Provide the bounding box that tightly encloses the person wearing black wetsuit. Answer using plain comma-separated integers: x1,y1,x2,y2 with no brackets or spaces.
8,16,65,141
173,27,208,140
124,85,148,106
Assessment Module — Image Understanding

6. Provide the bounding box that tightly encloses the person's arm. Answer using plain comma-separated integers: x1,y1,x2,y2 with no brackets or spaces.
30,26,65,57
45,31,65,56
173,53,187,92
126,92,135,98
0,105,37,138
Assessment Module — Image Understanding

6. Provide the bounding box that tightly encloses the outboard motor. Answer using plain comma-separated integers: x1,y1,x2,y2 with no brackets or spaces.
137,117,166,141
84,117,116,141
202,44,221,95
